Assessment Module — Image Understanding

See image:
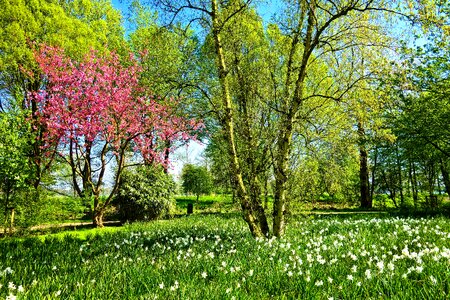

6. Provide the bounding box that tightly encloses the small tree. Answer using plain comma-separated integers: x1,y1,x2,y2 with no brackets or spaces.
115,165,175,222
181,164,213,202
0,110,33,234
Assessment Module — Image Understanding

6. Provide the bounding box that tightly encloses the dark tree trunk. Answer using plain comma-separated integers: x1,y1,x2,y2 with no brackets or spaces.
395,145,404,207
358,122,371,208
163,140,171,174
440,158,450,196
408,160,418,208
369,147,378,203
263,179,269,210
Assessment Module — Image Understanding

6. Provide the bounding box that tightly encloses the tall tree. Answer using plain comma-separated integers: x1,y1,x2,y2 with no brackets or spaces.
0,0,126,189
147,0,399,237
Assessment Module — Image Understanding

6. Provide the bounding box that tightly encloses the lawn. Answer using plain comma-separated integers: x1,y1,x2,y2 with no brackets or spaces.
0,214,449,299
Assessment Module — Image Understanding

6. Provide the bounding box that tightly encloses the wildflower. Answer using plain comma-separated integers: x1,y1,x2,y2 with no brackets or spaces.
315,280,324,286
52,266,57,270
376,261,384,273
8,282,16,290
249,269,254,276
201,272,207,278
32,280,38,286
226,288,232,293
351,265,357,273
430,276,437,285
17,285,24,293
387,262,395,271
159,282,164,289
6,294,16,300
327,277,333,283
287,271,293,277
415,266,423,273
4,267,13,274
357,281,362,287
55,290,61,297
347,274,353,281
365,269,372,279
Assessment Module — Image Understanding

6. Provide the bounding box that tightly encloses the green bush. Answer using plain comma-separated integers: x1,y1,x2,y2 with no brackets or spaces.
114,165,175,222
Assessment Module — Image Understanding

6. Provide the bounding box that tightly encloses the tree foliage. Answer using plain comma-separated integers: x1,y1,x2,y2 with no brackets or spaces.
115,165,175,222
181,164,213,201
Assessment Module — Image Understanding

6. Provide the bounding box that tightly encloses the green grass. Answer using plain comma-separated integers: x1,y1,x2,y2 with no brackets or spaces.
1,214,450,299
174,194,236,214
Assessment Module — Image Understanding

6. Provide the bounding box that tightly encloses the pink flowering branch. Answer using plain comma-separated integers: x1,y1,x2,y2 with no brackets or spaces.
30,44,203,226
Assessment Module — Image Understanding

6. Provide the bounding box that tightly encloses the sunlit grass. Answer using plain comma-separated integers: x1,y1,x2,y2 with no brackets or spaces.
1,214,449,299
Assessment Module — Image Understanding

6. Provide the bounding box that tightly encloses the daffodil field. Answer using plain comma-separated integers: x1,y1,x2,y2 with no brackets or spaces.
1,214,449,299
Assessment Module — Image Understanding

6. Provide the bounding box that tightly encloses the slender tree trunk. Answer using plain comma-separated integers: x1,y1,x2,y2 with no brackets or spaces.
411,161,419,207
408,160,416,208
369,147,378,202
211,0,267,237
440,158,450,196
163,140,171,174
358,121,371,208
395,145,404,207
9,208,15,235
263,178,269,210
3,192,9,235
382,170,397,208
273,119,293,237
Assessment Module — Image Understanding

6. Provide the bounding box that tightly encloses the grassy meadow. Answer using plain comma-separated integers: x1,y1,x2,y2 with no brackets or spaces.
1,213,450,299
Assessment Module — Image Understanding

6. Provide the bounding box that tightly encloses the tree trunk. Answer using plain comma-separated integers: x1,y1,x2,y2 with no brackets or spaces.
93,208,104,228
263,179,269,210
9,208,15,235
163,140,171,174
211,0,267,237
440,158,450,196
92,194,104,228
369,147,378,203
273,120,292,237
3,191,10,235
273,3,316,237
358,121,371,208
411,161,419,207
395,145,404,207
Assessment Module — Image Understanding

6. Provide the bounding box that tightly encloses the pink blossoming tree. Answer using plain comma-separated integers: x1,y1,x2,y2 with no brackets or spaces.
32,45,202,227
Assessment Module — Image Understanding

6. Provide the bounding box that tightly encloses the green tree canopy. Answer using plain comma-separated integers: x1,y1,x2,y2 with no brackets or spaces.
181,164,213,201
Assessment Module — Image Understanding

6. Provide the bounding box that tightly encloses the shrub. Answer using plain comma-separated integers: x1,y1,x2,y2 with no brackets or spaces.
114,165,175,222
